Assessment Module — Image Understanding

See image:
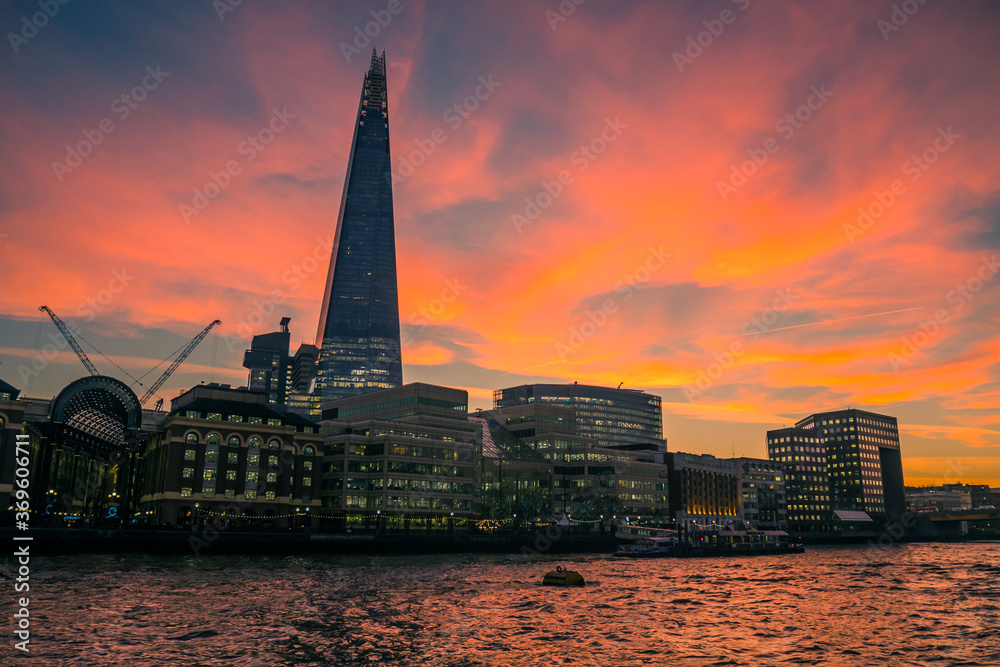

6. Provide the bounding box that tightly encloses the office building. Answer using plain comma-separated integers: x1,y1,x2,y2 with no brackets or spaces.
315,50,403,403
667,452,740,526
481,402,669,521
242,317,292,406
319,383,479,530
735,457,787,530
492,383,664,450
796,409,905,521
766,426,831,531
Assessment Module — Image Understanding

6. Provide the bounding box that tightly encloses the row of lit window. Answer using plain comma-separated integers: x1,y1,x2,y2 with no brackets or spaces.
180,488,281,500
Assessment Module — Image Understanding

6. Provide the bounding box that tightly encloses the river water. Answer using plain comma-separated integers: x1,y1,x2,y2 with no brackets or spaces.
10,542,1000,666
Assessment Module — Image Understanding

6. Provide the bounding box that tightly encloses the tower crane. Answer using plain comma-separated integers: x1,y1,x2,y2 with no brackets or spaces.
38,305,99,376
38,305,221,406
138,319,221,405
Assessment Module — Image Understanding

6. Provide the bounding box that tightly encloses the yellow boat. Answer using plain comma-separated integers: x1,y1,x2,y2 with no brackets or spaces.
542,566,585,586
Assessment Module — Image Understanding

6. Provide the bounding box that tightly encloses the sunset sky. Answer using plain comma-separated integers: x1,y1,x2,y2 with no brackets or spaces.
1,0,998,485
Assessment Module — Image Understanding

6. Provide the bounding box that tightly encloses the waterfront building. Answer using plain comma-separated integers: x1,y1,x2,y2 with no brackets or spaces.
136,383,323,529
481,402,669,522
735,457,787,530
319,383,479,531
470,413,553,524
315,50,403,402
1,375,159,527
766,426,831,532
666,452,740,526
492,383,664,450
905,486,972,513
795,409,906,521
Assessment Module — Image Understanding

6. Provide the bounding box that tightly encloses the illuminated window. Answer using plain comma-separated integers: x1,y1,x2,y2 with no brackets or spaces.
228,452,238,464
180,487,192,498
225,490,235,499
265,491,276,501
228,436,241,447
185,433,199,444
182,467,194,478
302,477,312,487
303,461,313,471
184,449,196,461
226,470,236,481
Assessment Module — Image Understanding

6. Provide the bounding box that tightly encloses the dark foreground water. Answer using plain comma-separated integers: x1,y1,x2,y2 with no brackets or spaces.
7,542,1000,666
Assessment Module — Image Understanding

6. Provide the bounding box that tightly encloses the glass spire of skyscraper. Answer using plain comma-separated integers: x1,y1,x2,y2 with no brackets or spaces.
315,49,403,403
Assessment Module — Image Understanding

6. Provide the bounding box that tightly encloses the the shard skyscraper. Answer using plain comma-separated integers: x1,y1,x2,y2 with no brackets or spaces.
315,50,403,403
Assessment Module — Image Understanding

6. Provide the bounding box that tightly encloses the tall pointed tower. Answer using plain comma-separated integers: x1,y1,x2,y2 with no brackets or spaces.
315,50,403,403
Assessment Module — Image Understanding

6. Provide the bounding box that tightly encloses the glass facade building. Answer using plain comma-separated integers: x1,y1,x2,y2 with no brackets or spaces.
315,50,403,403
492,384,663,450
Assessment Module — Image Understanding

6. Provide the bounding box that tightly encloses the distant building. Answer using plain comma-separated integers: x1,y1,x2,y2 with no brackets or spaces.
242,317,292,406
0,377,20,401
291,343,319,393
492,383,664,450
735,457,787,530
766,426,831,532
315,50,403,402
136,383,323,529
905,486,972,513
667,452,740,526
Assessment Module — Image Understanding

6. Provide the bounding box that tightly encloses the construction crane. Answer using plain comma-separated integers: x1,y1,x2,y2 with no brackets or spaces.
39,305,99,376
138,319,221,405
